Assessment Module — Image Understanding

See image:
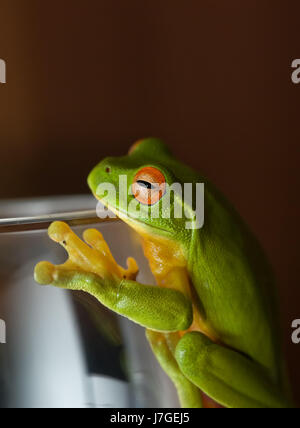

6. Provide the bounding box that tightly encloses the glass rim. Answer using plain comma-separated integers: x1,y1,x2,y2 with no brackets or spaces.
0,194,118,233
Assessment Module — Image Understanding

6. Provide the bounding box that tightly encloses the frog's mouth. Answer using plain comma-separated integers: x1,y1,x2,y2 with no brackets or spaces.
93,192,172,238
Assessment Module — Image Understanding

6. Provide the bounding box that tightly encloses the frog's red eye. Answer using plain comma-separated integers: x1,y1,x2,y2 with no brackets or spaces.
132,167,166,205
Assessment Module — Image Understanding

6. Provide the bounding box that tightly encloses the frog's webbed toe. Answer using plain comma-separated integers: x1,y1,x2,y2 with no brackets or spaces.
122,257,139,280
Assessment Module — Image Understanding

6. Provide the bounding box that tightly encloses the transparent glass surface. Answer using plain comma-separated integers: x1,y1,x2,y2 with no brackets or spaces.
0,196,179,408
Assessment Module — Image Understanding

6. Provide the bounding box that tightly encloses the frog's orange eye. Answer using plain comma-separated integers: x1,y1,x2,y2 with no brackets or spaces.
132,167,166,206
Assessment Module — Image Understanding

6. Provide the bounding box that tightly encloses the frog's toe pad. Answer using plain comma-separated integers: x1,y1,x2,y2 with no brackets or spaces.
34,261,55,285
48,221,70,243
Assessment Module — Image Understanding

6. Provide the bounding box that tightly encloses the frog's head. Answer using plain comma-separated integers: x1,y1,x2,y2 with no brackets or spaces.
88,138,196,243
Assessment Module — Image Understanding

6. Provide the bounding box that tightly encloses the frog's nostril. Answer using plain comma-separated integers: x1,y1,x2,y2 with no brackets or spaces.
105,166,111,173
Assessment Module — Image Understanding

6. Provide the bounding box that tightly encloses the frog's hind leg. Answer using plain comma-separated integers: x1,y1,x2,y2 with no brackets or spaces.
146,330,203,408
175,331,291,408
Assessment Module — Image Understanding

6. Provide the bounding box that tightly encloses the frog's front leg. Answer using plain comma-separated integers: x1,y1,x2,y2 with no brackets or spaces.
34,222,193,332
175,332,291,408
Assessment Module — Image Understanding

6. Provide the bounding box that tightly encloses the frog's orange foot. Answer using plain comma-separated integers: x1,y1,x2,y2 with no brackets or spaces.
34,221,139,286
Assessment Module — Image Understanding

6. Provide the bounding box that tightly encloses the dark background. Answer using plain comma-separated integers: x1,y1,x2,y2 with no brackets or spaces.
0,0,299,405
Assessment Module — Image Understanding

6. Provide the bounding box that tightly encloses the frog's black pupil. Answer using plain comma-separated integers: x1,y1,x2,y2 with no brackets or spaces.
137,180,153,190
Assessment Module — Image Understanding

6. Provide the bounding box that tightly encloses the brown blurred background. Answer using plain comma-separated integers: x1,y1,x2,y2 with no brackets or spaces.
0,0,299,405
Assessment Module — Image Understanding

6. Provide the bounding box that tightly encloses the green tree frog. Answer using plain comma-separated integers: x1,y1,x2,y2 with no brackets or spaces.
34,138,292,408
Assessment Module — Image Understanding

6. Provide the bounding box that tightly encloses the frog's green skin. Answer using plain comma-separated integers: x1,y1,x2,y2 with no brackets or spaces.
35,139,292,408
